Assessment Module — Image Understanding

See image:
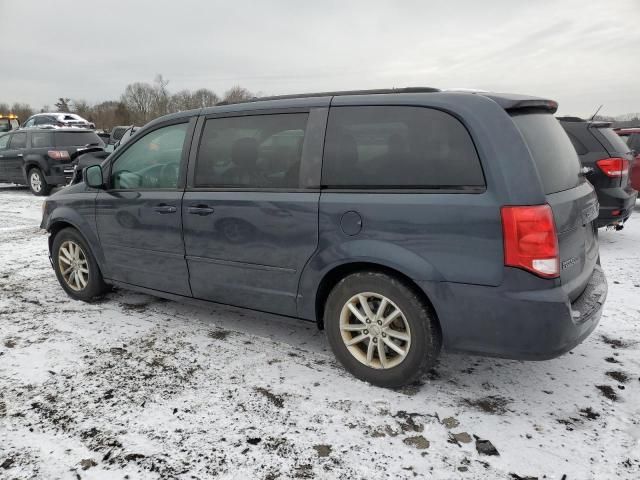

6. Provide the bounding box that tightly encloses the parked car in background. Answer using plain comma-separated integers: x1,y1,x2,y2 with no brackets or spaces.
0,128,103,195
0,114,20,133
559,117,637,229
21,112,95,130
69,126,140,184
108,125,131,145
614,127,640,191
41,88,607,387
95,130,111,145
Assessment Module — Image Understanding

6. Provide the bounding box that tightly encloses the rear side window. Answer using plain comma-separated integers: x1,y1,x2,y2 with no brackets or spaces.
322,106,484,188
566,132,588,155
55,131,103,147
0,119,9,132
0,134,9,149
195,113,308,188
9,132,27,149
596,127,631,154
31,132,53,148
512,114,581,194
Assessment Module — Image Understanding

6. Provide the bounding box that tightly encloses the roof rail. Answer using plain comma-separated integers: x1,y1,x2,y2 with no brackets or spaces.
556,116,585,122
217,87,440,105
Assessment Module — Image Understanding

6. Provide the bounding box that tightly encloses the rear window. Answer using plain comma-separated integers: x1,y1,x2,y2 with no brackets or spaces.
595,127,631,154
55,131,103,147
112,127,127,141
322,106,484,188
512,113,581,194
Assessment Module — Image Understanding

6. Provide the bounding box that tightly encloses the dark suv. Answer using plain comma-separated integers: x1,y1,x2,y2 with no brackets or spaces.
0,128,104,195
559,117,637,228
40,88,607,387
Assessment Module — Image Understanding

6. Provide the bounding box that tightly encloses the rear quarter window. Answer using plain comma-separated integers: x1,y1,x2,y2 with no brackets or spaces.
512,114,581,194
55,131,103,147
322,106,484,188
596,127,632,155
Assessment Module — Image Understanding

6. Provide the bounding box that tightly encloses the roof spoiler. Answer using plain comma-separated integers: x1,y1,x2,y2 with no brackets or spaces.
479,93,558,114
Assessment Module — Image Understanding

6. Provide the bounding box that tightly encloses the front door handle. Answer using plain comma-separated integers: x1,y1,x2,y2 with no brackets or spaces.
187,204,215,216
154,204,177,214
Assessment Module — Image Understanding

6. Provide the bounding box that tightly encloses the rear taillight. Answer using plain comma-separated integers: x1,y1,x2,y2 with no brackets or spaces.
501,204,559,279
596,157,629,177
48,150,70,160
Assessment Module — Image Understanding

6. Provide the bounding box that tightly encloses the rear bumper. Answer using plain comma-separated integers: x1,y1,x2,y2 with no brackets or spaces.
426,265,607,360
595,187,637,227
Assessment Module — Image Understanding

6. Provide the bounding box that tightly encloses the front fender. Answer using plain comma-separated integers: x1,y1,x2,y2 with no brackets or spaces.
296,239,444,321
43,195,107,275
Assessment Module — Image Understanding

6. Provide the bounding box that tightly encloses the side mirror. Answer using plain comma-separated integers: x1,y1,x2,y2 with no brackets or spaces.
84,165,104,189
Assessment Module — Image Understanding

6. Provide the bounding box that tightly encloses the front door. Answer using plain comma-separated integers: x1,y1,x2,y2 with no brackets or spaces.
182,109,326,316
0,134,11,181
4,131,27,183
95,120,194,296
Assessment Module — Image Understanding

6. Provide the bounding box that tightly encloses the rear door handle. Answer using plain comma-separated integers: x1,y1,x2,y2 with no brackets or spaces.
17,154,23,158
154,204,177,214
187,204,215,215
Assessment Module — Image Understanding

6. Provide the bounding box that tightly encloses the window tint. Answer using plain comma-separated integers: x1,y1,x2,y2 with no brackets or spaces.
195,113,308,188
112,127,127,141
512,114,581,194
35,116,54,126
322,106,484,188
597,127,631,154
9,132,27,149
31,132,54,148
111,123,188,190
0,134,9,149
55,131,103,147
566,132,588,155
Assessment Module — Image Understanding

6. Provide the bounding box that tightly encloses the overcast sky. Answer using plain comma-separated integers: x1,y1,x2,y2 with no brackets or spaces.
1,0,639,117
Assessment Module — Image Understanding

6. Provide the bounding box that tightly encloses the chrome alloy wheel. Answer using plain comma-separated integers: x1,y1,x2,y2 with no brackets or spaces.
58,240,89,291
339,292,411,369
30,171,42,192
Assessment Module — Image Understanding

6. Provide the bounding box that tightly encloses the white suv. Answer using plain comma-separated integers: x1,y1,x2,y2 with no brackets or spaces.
22,112,95,130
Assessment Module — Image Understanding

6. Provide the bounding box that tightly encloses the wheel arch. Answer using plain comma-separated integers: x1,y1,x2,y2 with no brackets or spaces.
47,215,108,276
311,261,442,342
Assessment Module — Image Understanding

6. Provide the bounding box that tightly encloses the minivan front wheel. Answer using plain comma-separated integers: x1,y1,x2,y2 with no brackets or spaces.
52,228,108,301
324,271,441,388
28,168,51,196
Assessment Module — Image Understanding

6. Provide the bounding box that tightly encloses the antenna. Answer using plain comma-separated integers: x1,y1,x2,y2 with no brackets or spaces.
590,105,603,121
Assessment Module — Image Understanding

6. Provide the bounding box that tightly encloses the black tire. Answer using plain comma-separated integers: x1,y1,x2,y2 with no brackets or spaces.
27,168,52,196
324,271,441,388
52,228,108,301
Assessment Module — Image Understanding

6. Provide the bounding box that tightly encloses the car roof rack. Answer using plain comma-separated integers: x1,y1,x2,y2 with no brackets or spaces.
556,116,585,122
216,87,440,105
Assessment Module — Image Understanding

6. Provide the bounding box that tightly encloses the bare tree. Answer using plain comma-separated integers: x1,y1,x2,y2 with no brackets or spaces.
121,82,156,124
10,103,34,121
223,85,253,104
55,97,72,112
192,88,219,108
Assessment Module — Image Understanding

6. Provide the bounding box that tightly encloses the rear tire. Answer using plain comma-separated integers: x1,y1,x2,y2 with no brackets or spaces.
324,271,441,388
52,228,108,301
28,168,51,196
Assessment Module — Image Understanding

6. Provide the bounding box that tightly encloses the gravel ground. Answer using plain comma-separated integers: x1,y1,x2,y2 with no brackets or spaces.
1,185,639,479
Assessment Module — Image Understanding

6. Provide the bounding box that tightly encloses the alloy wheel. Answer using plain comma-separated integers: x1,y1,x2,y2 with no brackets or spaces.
339,292,411,369
58,240,89,291
30,171,42,192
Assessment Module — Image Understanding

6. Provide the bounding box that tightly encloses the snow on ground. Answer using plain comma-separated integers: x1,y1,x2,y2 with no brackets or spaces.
0,184,639,480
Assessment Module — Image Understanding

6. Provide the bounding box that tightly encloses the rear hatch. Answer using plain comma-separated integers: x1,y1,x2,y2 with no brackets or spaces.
512,113,599,301
54,131,104,162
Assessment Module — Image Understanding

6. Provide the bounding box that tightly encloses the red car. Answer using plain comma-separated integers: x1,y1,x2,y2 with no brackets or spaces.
615,127,640,191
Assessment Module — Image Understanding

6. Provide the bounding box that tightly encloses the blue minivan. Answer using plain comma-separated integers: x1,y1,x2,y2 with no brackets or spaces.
41,88,607,387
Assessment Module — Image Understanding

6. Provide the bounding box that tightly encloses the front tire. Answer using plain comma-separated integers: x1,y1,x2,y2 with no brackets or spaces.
52,228,108,301
324,271,441,388
28,168,51,196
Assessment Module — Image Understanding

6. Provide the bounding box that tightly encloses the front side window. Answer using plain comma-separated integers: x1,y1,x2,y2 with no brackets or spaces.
9,132,27,149
23,117,35,128
322,106,484,188
195,113,308,188
35,116,54,126
0,134,10,150
110,123,188,190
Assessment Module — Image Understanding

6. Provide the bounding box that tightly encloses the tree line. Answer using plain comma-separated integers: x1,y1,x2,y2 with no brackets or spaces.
0,75,255,131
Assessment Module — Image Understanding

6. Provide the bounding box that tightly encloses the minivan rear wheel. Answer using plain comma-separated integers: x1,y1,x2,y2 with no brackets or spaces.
28,168,51,196
52,228,108,301
324,271,441,388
